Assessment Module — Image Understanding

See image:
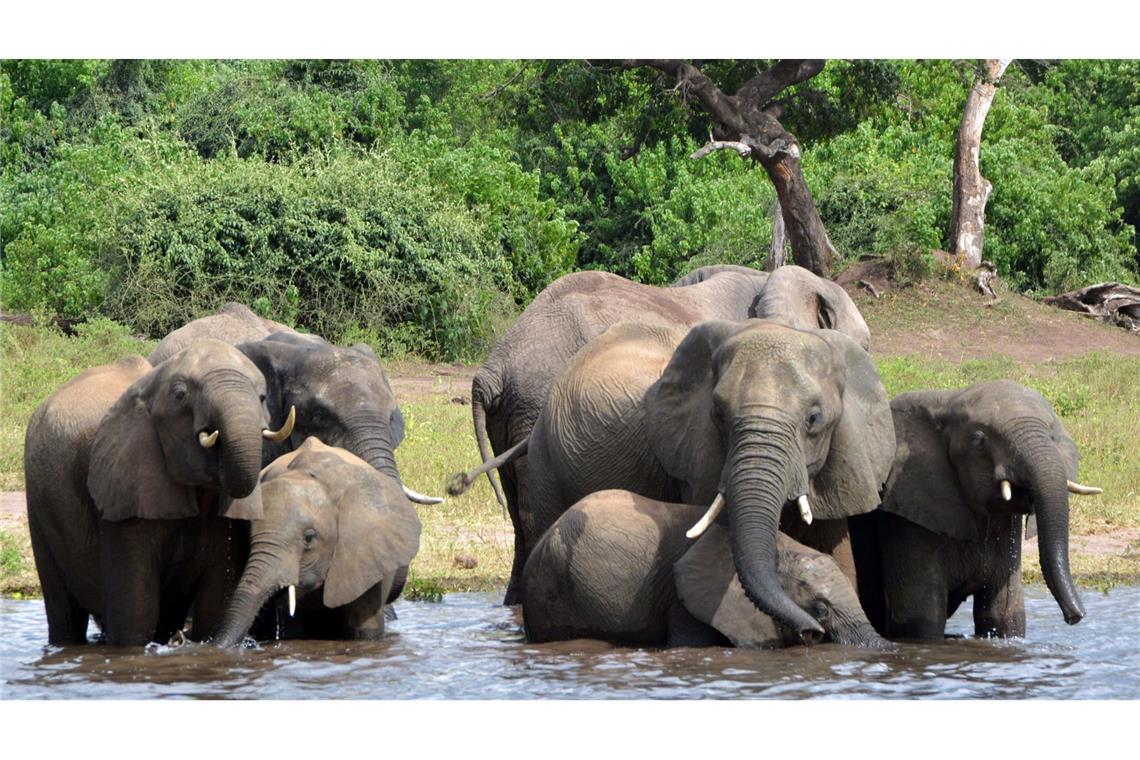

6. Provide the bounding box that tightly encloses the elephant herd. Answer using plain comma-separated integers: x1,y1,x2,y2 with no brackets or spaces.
25,268,1102,654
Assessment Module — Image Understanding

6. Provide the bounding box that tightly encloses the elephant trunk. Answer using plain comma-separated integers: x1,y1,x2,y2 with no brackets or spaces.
212,536,293,647
344,413,401,480
726,418,826,641
1015,427,1085,625
206,375,266,499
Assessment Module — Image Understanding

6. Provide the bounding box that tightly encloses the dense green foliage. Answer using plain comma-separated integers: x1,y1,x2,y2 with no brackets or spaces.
2,59,1137,358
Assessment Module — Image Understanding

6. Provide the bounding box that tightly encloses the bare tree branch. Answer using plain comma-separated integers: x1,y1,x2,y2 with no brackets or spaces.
734,59,826,112
690,137,752,160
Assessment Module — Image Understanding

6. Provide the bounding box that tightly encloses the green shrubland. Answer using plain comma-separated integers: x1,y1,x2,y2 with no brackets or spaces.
2,60,1138,360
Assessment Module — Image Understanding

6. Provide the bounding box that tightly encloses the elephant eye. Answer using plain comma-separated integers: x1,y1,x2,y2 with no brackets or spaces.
808,598,830,621
302,529,318,548
972,430,986,450
805,408,823,433
171,381,189,403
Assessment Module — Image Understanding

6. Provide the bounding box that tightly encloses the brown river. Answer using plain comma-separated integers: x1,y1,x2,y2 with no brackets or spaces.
2,585,1137,699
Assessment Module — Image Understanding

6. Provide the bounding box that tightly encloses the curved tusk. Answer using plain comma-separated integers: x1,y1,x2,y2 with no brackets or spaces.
686,493,725,539
288,585,296,617
198,429,219,448
263,405,296,443
402,485,444,505
1067,480,1103,496
1001,480,1012,502
797,494,813,525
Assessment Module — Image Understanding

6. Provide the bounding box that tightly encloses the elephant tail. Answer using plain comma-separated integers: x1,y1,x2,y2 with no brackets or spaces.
447,435,529,510
471,395,509,512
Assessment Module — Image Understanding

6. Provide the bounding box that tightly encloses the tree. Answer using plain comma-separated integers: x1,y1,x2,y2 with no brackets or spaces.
949,58,1011,270
625,60,838,276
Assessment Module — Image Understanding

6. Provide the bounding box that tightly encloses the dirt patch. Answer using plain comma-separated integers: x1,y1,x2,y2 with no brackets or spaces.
385,362,477,402
1,491,27,531
1024,528,1140,560
837,261,1140,363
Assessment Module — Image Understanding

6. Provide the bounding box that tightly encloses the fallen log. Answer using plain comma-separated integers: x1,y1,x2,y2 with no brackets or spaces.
0,312,83,335
1042,283,1140,334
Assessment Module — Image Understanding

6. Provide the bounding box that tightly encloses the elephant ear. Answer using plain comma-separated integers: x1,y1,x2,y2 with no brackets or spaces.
674,524,783,648
880,391,978,541
323,473,422,608
644,321,742,504
808,330,896,520
87,385,198,521
219,479,264,520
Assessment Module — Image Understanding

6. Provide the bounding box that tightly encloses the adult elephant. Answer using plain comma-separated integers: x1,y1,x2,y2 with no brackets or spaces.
849,380,1098,640
466,265,870,603
24,341,293,646
212,438,421,646
236,332,441,505
458,319,895,638
522,490,889,649
148,302,302,365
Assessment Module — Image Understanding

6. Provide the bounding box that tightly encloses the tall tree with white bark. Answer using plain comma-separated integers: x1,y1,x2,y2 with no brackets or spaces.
949,58,1012,270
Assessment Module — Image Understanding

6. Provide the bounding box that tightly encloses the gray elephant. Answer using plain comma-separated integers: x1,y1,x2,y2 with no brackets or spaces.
522,490,888,649
467,265,870,603
211,438,421,646
236,332,441,505
148,302,302,365
24,341,294,646
849,380,1099,640
458,318,894,639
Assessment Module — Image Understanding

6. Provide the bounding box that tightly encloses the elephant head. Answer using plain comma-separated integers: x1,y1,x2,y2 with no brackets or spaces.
87,339,280,520
883,380,1092,625
752,265,872,352
238,333,439,504
644,319,895,639
212,437,422,646
676,525,889,648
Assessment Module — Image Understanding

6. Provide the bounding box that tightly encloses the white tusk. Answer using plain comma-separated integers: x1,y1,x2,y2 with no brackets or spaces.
263,405,296,443
797,494,813,525
288,585,296,617
686,493,725,539
198,429,219,448
1067,480,1103,496
1001,480,1012,502
402,485,444,505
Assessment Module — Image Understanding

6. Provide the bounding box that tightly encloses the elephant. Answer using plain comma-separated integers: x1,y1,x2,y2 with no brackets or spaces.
522,490,888,649
148,302,302,365
24,340,294,646
848,380,1099,640
211,438,421,646
457,318,895,639
235,332,442,505
466,264,871,603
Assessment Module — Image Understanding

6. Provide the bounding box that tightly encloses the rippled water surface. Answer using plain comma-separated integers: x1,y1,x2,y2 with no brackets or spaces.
2,585,1138,699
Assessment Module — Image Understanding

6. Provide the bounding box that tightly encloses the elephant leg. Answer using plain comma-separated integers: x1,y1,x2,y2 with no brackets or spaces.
973,517,1025,637
28,522,91,646
848,512,887,636
188,522,245,641
99,520,161,646
665,601,730,648
879,515,949,640
500,457,527,606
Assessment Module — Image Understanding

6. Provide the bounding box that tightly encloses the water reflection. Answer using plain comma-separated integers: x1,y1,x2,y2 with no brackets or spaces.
2,585,1137,699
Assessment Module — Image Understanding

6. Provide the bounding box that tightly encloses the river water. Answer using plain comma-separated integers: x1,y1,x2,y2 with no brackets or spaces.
2,584,1137,699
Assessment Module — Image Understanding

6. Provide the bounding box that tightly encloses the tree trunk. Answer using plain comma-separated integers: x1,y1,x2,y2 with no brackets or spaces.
768,198,787,271
949,59,1011,270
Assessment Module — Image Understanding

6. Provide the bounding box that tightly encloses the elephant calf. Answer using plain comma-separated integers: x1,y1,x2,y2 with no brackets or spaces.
850,380,1101,640
521,490,888,649
212,437,421,646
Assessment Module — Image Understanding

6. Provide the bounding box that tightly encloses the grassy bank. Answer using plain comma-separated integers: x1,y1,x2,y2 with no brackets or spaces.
1,307,1138,600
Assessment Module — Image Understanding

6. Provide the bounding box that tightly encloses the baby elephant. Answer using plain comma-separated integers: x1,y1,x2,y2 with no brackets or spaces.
211,437,421,645
522,490,887,649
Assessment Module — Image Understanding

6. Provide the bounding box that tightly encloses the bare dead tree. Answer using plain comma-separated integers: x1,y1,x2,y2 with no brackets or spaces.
949,59,1012,270
625,60,838,276
767,198,788,271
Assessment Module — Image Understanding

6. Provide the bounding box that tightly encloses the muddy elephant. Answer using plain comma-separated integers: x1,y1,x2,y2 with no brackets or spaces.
24,341,294,646
148,302,302,365
236,332,441,505
458,319,894,638
849,380,1099,640
522,490,889,649
212,438,421,645
467,265,870,603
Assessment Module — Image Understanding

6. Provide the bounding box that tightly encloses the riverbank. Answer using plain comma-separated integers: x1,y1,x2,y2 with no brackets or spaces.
2,273,1138,598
